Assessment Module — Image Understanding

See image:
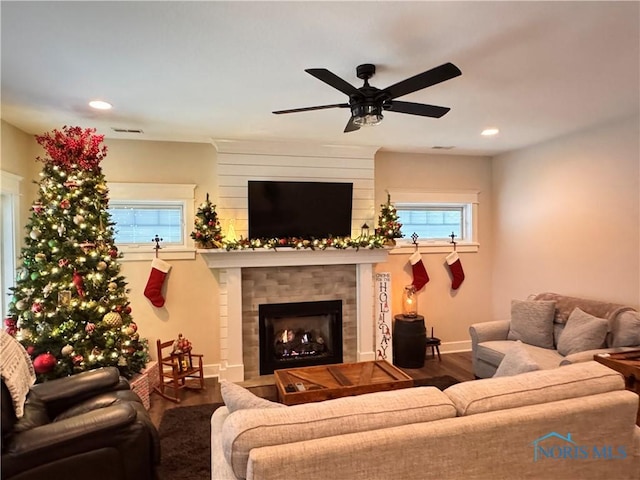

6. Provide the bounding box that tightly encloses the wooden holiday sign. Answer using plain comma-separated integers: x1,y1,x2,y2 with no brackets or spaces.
375,272,393,361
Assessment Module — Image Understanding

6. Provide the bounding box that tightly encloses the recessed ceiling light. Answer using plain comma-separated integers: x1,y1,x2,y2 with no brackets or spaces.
89,100,112,110
481,128,499,136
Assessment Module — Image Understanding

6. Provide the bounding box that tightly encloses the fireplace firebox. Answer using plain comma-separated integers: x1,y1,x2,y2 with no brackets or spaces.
259,300,343,375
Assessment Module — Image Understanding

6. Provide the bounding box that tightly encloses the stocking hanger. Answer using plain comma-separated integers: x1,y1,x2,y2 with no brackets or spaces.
449,232,457,251
152,235,163,258
411,232,419,251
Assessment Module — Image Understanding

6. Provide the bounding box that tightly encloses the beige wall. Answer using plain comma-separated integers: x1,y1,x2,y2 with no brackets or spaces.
1,120,40,231
102,139,222,370
491,115,640,318
374,152,493,350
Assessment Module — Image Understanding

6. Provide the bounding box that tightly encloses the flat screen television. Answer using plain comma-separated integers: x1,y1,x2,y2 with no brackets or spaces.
248,180,353,239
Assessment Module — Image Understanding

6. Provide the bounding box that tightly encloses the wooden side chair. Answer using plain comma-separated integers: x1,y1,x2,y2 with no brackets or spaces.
154,338,205,403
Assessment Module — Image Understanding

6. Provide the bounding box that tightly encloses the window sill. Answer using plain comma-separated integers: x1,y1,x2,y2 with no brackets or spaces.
388,241,479,255
118,247,197,262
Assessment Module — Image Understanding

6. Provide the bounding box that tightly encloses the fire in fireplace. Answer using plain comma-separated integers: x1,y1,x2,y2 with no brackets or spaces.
259,300,343,375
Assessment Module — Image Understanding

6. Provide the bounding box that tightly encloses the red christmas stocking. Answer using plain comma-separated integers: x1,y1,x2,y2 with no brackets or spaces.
446,251,465,290
409,251,429,291
144,258,172,307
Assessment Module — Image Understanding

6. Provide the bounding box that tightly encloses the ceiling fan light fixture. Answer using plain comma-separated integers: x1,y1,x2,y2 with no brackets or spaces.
352,103,383,127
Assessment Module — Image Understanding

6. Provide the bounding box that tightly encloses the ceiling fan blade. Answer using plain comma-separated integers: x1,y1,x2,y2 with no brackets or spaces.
344,117,360,133
379,62,462,101
305,68,361,97
273,103,349,115
385,101,451,118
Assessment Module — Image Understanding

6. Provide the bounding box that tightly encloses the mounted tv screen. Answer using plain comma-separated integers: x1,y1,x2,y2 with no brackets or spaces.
248,181,353,239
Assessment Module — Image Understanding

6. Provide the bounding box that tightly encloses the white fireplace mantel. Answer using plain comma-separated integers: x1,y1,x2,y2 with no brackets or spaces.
198,247,389,269
200,248,389,381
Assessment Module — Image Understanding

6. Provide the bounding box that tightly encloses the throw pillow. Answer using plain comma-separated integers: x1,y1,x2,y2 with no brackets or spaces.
557,307,609,356
493,341,540,377
507,300,556,349
220,380,285,413
610,310,640,347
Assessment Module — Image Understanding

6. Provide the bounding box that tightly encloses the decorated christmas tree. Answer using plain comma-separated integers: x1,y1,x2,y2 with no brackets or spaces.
5,126,148,381
190,193,223,248
375,192,403,243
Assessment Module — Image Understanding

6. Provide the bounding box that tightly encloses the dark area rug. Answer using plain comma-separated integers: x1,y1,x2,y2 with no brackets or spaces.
157,403,223,480
413,375,460,390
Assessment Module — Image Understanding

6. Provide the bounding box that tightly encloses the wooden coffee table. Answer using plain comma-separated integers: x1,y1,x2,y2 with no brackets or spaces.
594,349,640,425
274,360,413,406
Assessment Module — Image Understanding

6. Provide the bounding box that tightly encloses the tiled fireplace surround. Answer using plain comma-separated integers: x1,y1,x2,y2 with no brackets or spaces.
200,249,388,381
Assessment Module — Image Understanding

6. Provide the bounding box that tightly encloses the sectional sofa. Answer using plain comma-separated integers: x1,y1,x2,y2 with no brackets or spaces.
211,361,640,480
470,292,640,378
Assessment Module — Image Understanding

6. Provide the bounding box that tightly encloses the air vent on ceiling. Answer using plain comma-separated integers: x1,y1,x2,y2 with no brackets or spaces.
111,128,144,134
431,146,455,150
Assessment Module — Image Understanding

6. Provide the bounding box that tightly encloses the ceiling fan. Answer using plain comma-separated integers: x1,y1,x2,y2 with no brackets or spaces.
273,62,462,133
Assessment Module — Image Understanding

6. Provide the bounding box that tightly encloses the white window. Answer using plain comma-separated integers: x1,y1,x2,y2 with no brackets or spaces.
1,171,23,318
388,189,479,254
108,183,196,261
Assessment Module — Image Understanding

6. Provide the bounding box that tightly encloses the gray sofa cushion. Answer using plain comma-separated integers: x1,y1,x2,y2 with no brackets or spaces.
477,340,564,371
493,341,540,377
222,386,457,479
507,300,556,349
220,380,286,413
610,310,640,347
557,308,608,356
444,361,624,416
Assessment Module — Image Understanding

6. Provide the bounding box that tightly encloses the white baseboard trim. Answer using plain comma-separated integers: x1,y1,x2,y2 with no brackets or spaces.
440,340,472,353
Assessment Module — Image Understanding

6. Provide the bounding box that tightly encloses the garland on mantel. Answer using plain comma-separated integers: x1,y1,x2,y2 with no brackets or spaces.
221,235,388,251
194,193,403,252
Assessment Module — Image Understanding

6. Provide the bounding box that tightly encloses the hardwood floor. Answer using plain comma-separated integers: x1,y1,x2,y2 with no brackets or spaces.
148,351,474,428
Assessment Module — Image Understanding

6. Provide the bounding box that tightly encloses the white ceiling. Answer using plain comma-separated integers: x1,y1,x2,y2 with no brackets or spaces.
2,1,638,156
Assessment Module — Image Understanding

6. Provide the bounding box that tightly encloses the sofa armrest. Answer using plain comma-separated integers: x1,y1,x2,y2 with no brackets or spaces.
30,367,125,414
2,403,138,477
560,346,640,366
469,320,510,347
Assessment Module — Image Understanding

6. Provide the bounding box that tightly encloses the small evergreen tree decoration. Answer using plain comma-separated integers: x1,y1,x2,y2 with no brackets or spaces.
375,192,403,245
191,193,223,248
5,126,148,381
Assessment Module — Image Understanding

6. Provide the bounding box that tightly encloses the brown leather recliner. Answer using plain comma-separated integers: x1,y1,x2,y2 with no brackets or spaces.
1,365,160,480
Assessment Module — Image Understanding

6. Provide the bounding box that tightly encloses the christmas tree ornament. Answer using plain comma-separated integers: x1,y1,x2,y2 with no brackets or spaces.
144,257,172,307
32,203,44,214
58,290,72,306
73,214,84,225
108,282,117,291
57,224,66,236
61,344,74,356
58,258,69,267
409,251,430,291
108,248,118,258
446,251,466,290
59,199,70,210
35,253,46,262
33,353,57,374
72,354,83,365
73,270,85,298
31,302,43,313
85,322,96,334
30,228,41,240
47,239,58,248
96,261,107,271
30,272,40,281
102,312,123,329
